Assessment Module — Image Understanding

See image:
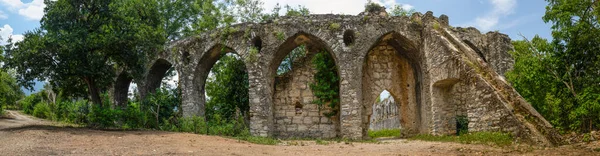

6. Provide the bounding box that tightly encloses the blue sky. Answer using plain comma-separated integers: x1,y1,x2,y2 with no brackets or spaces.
1,0,552,94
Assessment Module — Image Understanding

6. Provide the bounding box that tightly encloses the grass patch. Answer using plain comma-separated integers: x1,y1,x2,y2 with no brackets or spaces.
235,136,280,145
368,129,401,138
410,132,513,147
315,139,330,145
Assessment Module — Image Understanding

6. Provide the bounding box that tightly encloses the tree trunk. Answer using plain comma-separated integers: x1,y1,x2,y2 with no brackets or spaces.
84,77,103,106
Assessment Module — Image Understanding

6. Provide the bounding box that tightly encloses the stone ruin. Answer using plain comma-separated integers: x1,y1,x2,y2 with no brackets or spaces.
110,10,564,146
369,96,401,131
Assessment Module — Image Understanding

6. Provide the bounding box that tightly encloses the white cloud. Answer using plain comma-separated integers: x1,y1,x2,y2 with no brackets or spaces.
1,0,46,21
0,10,7,19
466,0,516,31
0,24,24,45
0,0,24,10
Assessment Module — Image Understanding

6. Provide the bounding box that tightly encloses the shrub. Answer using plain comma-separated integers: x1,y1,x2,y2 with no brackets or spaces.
32,102,52,119
329,23,340,31
20,93,43,114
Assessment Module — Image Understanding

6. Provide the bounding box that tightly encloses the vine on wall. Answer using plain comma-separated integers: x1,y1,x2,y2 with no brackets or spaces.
310,50,339,118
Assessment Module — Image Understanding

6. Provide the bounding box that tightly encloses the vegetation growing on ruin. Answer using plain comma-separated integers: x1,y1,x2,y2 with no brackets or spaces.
310,51,340,117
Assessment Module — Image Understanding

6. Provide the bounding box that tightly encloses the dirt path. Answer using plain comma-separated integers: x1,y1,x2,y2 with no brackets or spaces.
0,111,598,155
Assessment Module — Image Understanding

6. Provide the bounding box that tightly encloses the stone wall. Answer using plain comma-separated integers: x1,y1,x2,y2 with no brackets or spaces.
132,11,564,145
272,51,338,138
369,97,401,130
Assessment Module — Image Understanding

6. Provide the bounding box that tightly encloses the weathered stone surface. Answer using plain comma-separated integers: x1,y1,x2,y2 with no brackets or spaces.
116,10,563,146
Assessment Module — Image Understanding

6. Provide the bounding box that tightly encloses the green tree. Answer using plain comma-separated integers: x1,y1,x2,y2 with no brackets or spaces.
205,54,249,121
0,70,24,113
508,0,600,132
543,0,600,132
389,4,415,17
3,0,165,105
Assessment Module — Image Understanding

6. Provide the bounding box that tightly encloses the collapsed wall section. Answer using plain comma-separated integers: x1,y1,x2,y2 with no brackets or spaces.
272,52,338,138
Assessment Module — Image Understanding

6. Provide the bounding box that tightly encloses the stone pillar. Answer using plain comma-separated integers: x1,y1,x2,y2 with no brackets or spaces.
247,50,274,137
180,67,203,117
337,50,363,139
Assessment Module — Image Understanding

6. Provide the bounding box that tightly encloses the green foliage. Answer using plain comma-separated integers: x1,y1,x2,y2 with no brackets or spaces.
364,0,384,12
389,4,416,17
33,102,52,119
246,47,259,63
329,23,341,31
19,93,43,114
0,70,24,110
368,129,401,138
310,51,339,117
456,115,469,135
508,35,600,133
236,136,280,145
275,31,285,41
205,54,249,122
433,22,441,30
410,132,513,147
514,0,600,132
284,5,310,16
3,0,165,105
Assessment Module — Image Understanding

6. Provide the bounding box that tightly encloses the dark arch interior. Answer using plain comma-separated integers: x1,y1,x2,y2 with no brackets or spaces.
343,30,355,46
114,71,133,107
146,59,173,96
252,37,263,51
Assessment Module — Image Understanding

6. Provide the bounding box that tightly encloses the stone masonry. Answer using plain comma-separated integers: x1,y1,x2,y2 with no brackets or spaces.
272,49,337,138
115,10,564,146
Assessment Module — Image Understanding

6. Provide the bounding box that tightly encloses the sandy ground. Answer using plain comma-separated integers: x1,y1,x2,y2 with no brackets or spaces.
0,110,598,156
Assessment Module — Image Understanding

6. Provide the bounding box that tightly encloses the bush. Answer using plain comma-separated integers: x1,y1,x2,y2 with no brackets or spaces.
20,93,43,114
32,102,52,119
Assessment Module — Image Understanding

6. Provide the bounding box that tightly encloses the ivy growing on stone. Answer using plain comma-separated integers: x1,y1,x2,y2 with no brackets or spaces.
310,50,339,118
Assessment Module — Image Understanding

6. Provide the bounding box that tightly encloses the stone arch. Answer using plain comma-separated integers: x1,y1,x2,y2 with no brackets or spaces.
113,71,133,107
141,58,173,100
361,32,421,138
269,32,341,138
193,44,248,118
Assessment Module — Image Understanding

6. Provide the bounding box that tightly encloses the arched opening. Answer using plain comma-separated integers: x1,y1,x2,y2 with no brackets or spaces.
113,71,133,107
270,32,340,138
195,45,250,129
142,59,174,100
343,30,355,46
369,90,401,130
361,32,421,138
368,90,402,138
